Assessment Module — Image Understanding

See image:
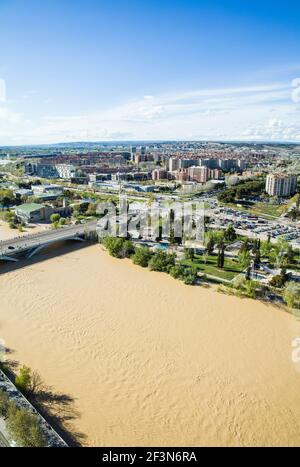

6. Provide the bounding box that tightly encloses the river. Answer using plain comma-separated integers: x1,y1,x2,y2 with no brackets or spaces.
0,243,299,446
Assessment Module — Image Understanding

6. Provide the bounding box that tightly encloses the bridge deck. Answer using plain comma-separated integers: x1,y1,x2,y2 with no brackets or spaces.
0,221,97,258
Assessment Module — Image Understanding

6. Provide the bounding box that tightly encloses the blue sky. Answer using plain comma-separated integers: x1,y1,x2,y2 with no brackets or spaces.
0,0,300,144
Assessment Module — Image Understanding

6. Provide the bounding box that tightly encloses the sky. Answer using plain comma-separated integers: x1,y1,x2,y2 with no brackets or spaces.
0,0,300,145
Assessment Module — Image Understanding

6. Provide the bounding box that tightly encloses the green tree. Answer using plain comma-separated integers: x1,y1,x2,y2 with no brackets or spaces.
284,282,300,309
238,250,251,269
15,366,32,393
58,217,66,226
50,213,60,224
149,251,176,272
217,240,225,268
0,189,14,207
261,240,272,257
102,236,135,259
169,264,186,280
244,280,258,299
269,268,288,289
239,238,250,253
205,236,215,255
4,210,15,223
169,265,198,285
6,405,45,447
132,247,152,267
224,224,236,242
253,241,261,269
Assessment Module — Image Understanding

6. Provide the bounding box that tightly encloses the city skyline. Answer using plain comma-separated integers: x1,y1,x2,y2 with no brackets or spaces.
0,0,300,145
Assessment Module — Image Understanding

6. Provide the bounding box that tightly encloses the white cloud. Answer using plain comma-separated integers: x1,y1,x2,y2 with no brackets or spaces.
1,80,300,144
291,77,300,103
0,78,6,102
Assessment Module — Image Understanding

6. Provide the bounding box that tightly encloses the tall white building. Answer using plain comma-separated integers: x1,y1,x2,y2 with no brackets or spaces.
169,157,179,172
265,174,298,197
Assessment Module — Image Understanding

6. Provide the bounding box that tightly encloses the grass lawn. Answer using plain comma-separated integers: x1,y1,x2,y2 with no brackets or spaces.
249,202,286,218
181,254,243,281
222,201,285,219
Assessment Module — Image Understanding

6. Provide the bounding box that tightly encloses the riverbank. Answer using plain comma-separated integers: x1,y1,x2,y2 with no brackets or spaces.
0,243,300,446
0,221,50,241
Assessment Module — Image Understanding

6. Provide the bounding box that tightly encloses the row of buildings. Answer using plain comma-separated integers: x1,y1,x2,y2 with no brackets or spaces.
152,166,222,183
168,157,246,172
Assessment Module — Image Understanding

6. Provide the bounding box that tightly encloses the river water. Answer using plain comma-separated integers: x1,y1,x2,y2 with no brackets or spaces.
0,243,299,446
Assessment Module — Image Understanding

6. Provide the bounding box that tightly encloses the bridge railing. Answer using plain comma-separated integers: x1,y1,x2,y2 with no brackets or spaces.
0,222,97,256
0,221,97,246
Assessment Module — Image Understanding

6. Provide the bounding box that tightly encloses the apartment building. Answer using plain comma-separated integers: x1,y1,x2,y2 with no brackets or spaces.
152,168,168,181
265,174,298,197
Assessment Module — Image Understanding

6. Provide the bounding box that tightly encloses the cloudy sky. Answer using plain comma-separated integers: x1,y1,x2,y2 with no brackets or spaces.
0,0,300,145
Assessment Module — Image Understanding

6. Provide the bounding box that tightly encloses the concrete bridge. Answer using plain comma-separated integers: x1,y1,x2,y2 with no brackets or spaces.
0,221,98,262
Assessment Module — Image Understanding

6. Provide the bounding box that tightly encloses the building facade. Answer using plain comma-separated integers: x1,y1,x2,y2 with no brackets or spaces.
265,174,298,197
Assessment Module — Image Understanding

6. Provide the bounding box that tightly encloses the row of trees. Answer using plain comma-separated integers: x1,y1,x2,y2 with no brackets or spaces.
203,225,237,270
0,364,46,447
102,237,198,285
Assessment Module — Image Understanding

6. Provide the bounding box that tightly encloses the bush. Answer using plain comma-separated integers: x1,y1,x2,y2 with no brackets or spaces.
224,224,236,241
59,217,66,226
232,276,258,298
6,405,46,447
148,251,176,272
0,389,46,447
50,213,60,224
102,236,135,259
169,265,198,285
269,269,288,289
4,211,14,223
15,366,32,393
182,267,198,285
132,247,152,267
284,282,300,309
169,264,186,280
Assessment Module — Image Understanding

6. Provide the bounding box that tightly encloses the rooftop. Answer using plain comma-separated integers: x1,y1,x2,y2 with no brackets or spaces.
16,203,44,213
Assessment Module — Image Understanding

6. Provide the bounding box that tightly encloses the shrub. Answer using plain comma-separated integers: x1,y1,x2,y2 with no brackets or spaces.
50,213,60,224
148,251,176,272
15,366,32,393
169,265,186,279
6,405,46,447
102,236,135,259
132,247,152,267
284,282,300,309
169,265,198,285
